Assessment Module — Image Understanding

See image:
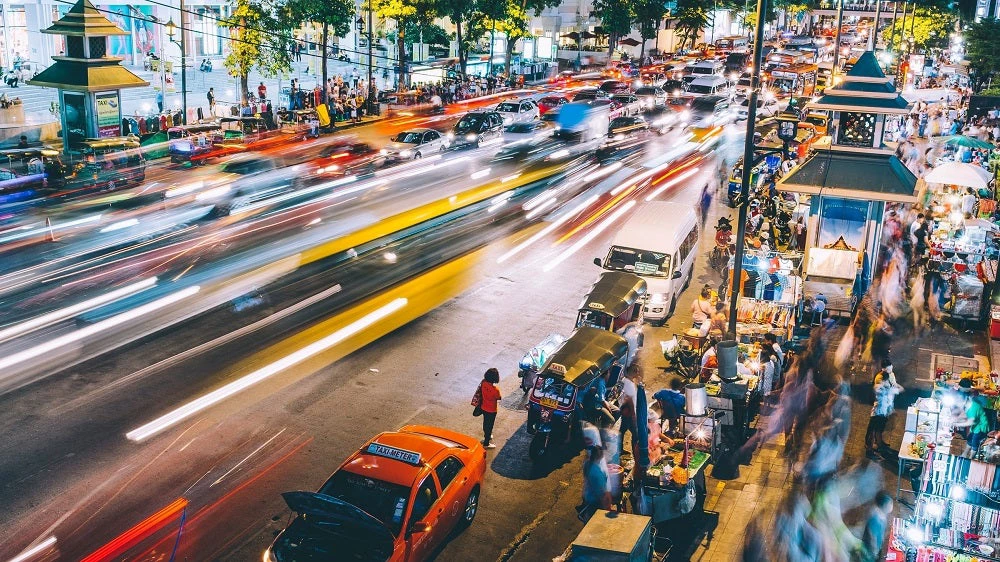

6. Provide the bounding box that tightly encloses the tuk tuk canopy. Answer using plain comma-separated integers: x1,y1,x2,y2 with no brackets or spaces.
541,327,629,388
578,271,648,321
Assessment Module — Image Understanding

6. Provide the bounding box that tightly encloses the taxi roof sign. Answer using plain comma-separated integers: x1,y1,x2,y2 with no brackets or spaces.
549,363,567,375
366,442,422,466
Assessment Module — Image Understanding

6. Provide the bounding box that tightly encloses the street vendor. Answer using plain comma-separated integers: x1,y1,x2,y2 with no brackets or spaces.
653,378,686,434
953,380,991,458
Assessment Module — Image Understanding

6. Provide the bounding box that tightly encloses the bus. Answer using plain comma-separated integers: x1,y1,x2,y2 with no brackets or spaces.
769,63,818,98
715,36,749,53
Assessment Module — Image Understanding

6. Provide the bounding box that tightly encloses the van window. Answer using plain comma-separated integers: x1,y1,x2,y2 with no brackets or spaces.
678,226,699,264
604,246,670,277
687,83,716,95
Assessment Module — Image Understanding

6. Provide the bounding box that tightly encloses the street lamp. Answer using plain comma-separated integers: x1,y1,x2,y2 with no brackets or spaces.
575,10,583,72
165,9,188,124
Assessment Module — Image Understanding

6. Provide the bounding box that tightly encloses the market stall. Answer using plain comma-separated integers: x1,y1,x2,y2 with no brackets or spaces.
728,249,803,342
920,211,999,322
630,447,711,524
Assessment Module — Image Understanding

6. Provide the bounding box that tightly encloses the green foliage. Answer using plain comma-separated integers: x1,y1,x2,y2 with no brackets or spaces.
224,0,293,98
402,21,450,47
633,0,667,41
878,7,955,51
593,0,634,41
286,0,353,37
372,0,437,87
966,18,1000,91
673,0,711,49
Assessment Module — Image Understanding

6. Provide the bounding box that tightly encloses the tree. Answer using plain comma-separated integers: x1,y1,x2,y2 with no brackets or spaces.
224,0,294,102
373,0,436,89
437,0,478,77
672,0,711,50
633,0,666,59
966,18,1000,91
287,0,353,100
592,0,634,58
878,6,955,52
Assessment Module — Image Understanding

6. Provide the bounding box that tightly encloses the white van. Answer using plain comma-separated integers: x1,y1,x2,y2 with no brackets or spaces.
687,75,729,97
689,60,725,76
596,202,699,324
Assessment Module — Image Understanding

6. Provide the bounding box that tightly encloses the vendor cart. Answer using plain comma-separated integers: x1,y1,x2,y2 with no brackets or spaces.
629,448,710,524
560,510,666,561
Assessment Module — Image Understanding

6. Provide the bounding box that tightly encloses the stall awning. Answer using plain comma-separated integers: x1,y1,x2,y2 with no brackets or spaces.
776,150,917,203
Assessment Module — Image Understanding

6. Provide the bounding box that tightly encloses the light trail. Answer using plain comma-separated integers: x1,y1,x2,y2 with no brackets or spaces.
6,536,57,562
497,194,599,264
543,200,637,272
98,218,139,234
0,277,157,343
644,166,702,202
126,297,408,442
0,214,102,244
0,285,200,372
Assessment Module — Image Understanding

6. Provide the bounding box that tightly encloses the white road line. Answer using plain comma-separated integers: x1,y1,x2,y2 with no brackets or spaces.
211,428,286,487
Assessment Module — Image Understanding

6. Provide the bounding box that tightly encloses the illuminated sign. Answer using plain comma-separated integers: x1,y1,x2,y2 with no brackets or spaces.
366,443,422,465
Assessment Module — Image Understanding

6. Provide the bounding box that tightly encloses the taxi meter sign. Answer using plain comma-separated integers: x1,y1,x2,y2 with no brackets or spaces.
366,443,422,465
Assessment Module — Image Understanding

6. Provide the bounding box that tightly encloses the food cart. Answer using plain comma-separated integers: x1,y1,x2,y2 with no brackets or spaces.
629,447,710,524
557,510,662,562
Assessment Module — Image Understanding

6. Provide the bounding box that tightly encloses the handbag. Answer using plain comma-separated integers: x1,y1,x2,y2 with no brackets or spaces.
471,383,484,417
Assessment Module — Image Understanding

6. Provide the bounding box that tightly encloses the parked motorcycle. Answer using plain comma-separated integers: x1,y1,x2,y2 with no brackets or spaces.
709,216,734,272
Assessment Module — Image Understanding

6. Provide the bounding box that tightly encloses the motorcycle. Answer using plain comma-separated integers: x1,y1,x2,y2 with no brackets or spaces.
518,333,565,394
709,216,734,272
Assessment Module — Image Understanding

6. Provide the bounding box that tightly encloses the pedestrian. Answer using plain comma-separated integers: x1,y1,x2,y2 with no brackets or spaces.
617,366,640,457
155,89,163,113
577,437,611,522
954,381,991,458
207,87,215,114
652,377,686,435
691,285,714,329
865,359,902,458
856,492,893,562
474,367,501,449
257,81,267,101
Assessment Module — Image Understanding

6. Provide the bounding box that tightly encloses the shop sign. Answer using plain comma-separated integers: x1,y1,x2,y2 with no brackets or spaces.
818,197,870,252
95,91,121,138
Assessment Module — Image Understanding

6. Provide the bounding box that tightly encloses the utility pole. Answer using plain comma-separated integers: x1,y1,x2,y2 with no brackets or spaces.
887,1,899,55
179,0,187,124
831,0,845,76
872,0,882,51
728,0,769,337
367,0,374,114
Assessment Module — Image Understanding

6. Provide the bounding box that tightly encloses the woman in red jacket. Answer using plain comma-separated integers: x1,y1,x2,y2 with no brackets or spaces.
479,368,502,449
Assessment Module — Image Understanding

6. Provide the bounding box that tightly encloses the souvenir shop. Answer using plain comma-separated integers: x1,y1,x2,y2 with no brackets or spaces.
729,249,803,343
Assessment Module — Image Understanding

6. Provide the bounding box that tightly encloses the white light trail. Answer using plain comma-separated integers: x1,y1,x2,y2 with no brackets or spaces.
99,218,139,233
524,197,557,220
470,168,491,180
0,285,200,372
644,167,701,202
543,200,637,272
6,536,57,562
0,277,157,344
126,297,408,442
497,194,599,264
0,214,102,244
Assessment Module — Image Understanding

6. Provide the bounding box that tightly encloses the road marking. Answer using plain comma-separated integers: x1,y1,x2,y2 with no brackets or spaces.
211,428,286,487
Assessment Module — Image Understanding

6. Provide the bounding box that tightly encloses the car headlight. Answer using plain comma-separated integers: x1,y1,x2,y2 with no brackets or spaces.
399,149,412,158
649,293,667,305
263,547,277,562
447,132,454,139
465,133,477,141
681,110,691,120
379,148,388,155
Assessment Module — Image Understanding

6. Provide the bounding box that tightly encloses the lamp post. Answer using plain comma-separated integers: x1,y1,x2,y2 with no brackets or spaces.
165,7,187,124
576,10,583,71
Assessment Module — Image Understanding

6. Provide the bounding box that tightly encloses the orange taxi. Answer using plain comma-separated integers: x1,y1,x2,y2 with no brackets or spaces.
265,425,487,562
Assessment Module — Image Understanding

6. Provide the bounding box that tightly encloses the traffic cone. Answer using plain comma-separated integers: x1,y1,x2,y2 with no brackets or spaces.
45,217,57,242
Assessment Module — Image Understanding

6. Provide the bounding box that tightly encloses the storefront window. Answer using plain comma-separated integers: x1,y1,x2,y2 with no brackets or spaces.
836,111,877,148
7,6,28,67
196,7,222,56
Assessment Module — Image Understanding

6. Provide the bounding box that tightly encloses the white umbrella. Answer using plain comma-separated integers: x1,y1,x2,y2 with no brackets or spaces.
924,161,992,189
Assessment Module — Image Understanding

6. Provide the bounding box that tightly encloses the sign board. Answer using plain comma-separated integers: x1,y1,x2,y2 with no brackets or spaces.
365,443,422,465
96,91,121,138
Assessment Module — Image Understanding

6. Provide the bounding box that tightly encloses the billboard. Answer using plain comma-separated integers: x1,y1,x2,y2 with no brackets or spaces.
96,91,121,138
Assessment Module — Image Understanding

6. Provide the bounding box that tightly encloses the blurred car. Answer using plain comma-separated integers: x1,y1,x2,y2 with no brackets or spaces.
660,79,686,97
540,108,561,123
571,88,609,102
495,98,540,125
265,425,486,562
504,121,549,140
549,70,577,86
643,106,681,131
608,115,651,138
690,95,735,128
595,136,646,164
610,94,642,117
312,141,381,177
599,79,631,94
536,95,569,115
447,111,504,149
634,86,667,109
736,97,779,121
198,155,300,216
381,128,448,162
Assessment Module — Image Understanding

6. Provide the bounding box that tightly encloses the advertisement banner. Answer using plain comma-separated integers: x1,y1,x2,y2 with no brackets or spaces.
96,91,121,138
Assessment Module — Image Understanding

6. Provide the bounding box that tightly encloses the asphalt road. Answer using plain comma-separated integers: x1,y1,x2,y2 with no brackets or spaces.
0,112,742,562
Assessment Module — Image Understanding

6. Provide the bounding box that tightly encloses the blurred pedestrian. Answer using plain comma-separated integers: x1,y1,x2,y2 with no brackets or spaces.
477,367,501,449
865,359,902,458
577,439,611,522
856,492,893,562
207,87,215,114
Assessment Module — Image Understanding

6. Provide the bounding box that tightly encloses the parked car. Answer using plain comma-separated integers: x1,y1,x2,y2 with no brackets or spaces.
447,111,504,149
381,128,448,162
495,98,540,125
265,425,487,562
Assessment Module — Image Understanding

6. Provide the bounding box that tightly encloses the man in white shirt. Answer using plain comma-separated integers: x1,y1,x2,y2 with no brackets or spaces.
961,187,978,217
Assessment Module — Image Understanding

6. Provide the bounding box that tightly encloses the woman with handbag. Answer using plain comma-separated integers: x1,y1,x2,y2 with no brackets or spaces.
472,368,502,449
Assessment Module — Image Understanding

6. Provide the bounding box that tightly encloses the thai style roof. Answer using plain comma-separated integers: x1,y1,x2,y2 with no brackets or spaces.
41,0,129,37
29,60,149,91
776,150,917,203
809,51,912,114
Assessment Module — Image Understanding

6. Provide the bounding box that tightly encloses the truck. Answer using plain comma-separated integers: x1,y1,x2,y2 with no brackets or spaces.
554,100,611,143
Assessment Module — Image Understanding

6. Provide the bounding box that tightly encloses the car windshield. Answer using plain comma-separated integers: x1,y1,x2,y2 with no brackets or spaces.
635,88,657,95
497,102,519,112
455,115,484,133
319,471,410,536
688,84,716,94
532,377,576,408
604,245,670,277
692,98,722,112
393,132,422,144
222,158,270,174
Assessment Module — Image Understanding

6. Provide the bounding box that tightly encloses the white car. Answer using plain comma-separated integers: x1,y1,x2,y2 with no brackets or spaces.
736,97,779,121
380,128,448,161
634,86,667,109
611,94,642,117
495,99,540,125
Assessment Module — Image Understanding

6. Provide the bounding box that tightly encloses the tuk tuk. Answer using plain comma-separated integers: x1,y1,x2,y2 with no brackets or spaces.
167,122,221,162
50,137,146,196
214,116,269,145
576,271,647,366
526,327,630,460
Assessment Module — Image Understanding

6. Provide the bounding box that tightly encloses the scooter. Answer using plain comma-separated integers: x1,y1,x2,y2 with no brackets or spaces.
710,216,734,272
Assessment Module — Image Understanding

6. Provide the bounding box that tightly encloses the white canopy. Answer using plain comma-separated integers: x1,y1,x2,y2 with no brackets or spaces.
924,161,992,189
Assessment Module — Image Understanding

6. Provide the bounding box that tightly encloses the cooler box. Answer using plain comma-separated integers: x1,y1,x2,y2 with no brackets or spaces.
570,510,652,561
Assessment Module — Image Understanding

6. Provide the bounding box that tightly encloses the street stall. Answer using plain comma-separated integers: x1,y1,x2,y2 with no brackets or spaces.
556,510,661,561
727,249,804,342
776,52,919,315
